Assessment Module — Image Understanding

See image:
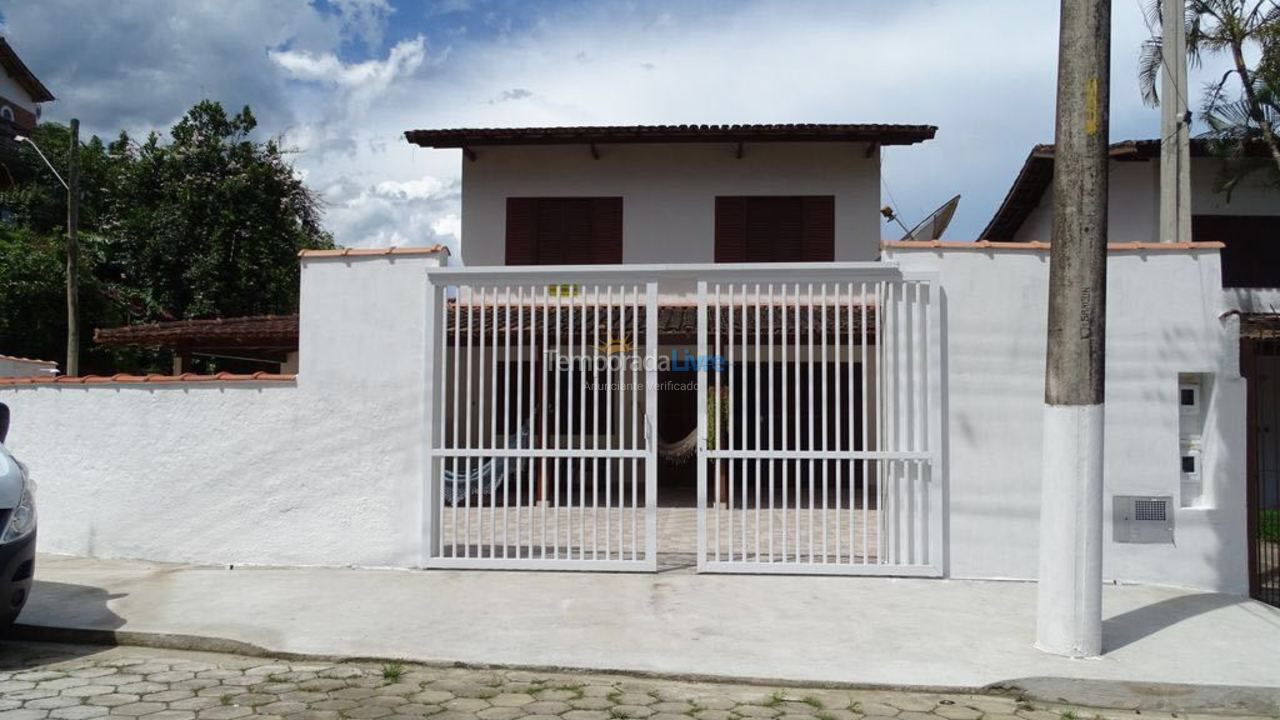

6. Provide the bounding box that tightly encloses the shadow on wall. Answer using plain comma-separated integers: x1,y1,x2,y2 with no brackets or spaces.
11,580,127,639
1102,592,1241,652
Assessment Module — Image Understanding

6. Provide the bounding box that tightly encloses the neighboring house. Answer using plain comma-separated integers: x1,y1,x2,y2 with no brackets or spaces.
94,315,301,374
0,354,55,378
0,37,52,139
0,123,1275,608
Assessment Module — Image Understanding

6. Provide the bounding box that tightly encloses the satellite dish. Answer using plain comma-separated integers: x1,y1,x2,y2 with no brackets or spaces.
900,195,961,242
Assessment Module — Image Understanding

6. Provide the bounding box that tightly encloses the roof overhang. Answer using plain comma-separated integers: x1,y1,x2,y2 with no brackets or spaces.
0,38,54,103
94,315,299,357
405,123,937,150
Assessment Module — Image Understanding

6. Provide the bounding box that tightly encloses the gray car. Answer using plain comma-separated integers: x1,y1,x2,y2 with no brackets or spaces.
0,402,36,627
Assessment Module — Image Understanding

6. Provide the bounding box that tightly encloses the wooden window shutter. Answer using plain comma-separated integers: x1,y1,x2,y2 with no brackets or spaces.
800,196,835,261
715,197,748,262
590,198,624,263
505,198,538,265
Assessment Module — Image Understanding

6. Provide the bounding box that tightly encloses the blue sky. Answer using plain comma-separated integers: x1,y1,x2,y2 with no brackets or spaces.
0,0,1239,253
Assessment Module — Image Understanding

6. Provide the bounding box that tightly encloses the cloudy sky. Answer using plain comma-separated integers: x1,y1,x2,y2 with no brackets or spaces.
0,0,1237,254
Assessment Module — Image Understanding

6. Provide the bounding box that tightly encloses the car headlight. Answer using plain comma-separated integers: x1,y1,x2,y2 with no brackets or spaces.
2,469,35,543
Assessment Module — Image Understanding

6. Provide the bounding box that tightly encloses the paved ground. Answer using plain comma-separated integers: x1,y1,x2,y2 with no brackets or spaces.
20,554,1280,691
0,642,1274,720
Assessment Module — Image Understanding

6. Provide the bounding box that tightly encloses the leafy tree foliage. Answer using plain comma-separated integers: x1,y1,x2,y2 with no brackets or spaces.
1140,0,1280,193
0,101,333,373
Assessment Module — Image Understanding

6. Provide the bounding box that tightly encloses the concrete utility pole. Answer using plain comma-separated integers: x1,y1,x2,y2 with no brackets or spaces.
1036,0,1111,658
66,118,80,377
1160,0,1192,243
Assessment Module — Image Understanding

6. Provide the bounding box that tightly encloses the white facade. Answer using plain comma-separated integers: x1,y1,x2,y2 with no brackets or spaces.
460,142,882,265
0,72,36,114
886,245,1247,592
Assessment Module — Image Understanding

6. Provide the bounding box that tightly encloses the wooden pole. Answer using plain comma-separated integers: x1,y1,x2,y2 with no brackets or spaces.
65,118,80,377
1036,0,1111,658
1159,0,1191,244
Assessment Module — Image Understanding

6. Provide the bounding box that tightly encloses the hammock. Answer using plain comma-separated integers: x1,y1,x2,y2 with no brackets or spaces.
442,421,533,506
658,428,700,465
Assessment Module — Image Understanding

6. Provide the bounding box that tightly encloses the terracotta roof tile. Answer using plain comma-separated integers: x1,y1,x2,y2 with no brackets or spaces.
406,123,936,149
299,245,450,258
0,373,296,387
0,353,57,366
94,315,298,350
883,240,1225,251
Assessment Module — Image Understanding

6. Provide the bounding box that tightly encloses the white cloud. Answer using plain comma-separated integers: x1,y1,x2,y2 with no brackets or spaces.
0,0,1247,251
269,35,426,90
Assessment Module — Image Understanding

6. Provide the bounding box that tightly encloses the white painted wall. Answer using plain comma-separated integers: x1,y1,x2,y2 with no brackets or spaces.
0,356,56,377
886,246,1247,593
1012,156,1279,244
460,142,882,265
0,252,446,568
0,72,37,114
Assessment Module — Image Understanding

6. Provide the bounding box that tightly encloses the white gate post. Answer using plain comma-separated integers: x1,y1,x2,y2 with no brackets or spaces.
420,279,443,566
696,280,709,570
644,281,660,568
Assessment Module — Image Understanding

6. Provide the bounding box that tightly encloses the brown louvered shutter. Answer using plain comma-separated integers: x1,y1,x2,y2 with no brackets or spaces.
715,197,748,262
507,197,623,265
505,198,538,265
800,196,835,261
717,196,833,263
590,198,624,263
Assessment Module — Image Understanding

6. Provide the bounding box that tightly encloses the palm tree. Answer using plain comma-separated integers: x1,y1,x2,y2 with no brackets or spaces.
1139,0,1280,191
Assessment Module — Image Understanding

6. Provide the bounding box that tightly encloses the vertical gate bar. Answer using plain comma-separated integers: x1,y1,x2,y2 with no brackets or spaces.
821,282,830,563
450,287,462,558
632,284,640,561
835,283,843,564
592,284,601,561
539,286,548,559
578,284,588,560
860,282,869,564
845,281,855,562
875,281,884,564
617,285,626,558
781,284,789,563
913,282,925,563
490,286,499,557
645,280,659,566
807,282,816,564
503,288,513,558
732,281,742,561
553,289,563,559
740,282,748,561
464,287,474,558
768,284,776,563
605,286,614,561
755,283,762,562
794,282,801,561
696,280,709,570
714,283,723,563
901,282,913,563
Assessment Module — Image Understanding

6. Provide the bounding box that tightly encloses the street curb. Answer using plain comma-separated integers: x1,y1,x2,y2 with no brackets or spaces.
11,623,1280,715
5,622,993,694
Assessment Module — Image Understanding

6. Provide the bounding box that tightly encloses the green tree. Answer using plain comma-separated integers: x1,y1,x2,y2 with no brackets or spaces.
1140,0,1280,192
0,100,333,374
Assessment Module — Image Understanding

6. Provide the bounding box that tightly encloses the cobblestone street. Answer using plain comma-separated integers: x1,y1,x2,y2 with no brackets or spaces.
0,643,1265,720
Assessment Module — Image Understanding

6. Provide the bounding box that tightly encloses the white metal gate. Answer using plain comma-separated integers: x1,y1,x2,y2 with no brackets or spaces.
694,267,943,575
422,268,659,571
